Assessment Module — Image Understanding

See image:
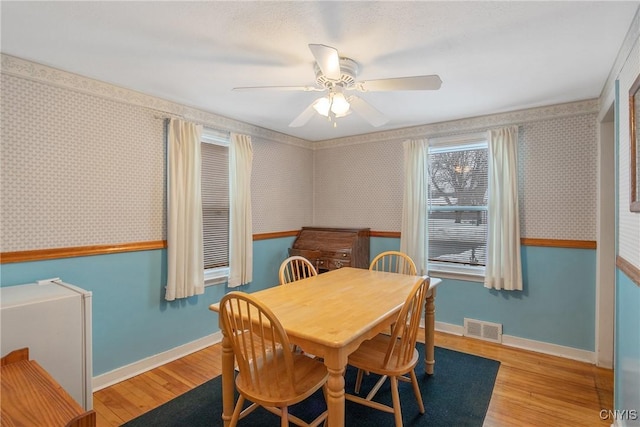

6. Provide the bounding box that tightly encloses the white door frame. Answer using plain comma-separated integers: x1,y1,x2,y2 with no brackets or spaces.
595,104,616,368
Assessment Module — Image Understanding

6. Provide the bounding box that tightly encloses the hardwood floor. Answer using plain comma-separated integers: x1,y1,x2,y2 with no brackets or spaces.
93,330,613,426
435,332,613,427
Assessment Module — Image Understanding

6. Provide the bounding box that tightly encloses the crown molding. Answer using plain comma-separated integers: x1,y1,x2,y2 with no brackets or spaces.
1,53,600,152
600,4,640,107
0,54,313,149
313,99,599,149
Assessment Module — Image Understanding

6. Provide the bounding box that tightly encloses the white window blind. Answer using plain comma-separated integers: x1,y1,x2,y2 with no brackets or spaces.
201,129,229,270
428,139,488,268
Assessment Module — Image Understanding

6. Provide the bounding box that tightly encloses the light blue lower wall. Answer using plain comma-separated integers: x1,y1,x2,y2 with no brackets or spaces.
370,237,402,257
371,238,596,351
438,245,596,350
0,235,596,376
615,269,640,418
0,237,296,376
244,237,296,294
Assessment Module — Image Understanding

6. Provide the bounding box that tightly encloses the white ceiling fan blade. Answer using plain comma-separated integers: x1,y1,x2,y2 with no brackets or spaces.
356,75,442,92
308,44,341,80
233,85,324,92
289,100,320,127
348,96,389,127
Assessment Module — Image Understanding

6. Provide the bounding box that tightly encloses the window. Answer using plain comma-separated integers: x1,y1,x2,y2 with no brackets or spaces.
201,128,230,284
427,134,488,280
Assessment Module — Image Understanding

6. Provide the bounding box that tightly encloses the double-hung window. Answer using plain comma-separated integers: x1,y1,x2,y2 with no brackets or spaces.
201,128,230,285
427,134,488,281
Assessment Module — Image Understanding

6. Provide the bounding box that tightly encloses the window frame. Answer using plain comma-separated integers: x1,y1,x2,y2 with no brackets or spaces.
201,128,230,286
426,132,488,283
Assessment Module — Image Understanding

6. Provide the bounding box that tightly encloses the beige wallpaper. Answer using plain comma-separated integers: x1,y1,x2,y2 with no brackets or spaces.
313,139,404,231
618,37,640,267
314,113,599,241
1,74,165,251
1,54,609,254
251,136,314,233
0,58,313,252
517,114,597,240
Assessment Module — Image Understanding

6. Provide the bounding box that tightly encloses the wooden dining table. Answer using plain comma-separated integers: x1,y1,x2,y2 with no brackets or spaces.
209,267,441,427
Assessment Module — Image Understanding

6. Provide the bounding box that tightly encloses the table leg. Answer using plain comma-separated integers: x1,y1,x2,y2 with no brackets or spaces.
324,359,346,427
424,289,436,375
220,333,234,427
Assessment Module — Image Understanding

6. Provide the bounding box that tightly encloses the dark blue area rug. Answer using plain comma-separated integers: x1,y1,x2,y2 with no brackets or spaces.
123,344,499,427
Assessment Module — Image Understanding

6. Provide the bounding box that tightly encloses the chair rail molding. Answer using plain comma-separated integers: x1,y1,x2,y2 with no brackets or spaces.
0,233,597,264
617,255,640,287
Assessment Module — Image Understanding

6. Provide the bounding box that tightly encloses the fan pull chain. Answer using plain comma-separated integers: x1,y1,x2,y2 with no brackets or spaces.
327,94,337,127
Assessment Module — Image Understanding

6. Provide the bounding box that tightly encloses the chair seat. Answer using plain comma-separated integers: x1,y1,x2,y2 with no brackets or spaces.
343,277,428,427
237,351,329,407
348,334,419,376
220,291,329,427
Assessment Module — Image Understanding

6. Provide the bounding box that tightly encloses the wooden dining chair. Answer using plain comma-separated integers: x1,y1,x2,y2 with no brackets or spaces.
369,251,417,275
369,251,417,336
279,255,318,285
219,291,329,427
345,277,429,427
278,255,320,355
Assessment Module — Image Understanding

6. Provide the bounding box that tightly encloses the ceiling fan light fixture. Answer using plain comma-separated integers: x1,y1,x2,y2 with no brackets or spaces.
330,93,350,115
313,93,351,118
312,97,330,116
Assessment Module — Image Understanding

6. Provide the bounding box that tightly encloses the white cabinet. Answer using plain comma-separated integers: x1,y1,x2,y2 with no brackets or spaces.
0,279,93,409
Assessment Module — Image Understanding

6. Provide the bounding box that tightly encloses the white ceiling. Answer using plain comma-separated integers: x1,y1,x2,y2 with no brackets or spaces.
1,1,638,142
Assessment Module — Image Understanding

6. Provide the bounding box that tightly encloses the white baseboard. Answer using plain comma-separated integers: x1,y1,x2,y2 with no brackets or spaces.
501,334,595,364
435,321,464,335
93,322,596,392
92,331,223,391
435,321,595,364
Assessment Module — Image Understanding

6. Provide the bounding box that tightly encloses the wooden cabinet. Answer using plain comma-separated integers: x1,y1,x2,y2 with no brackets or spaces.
0,280,93,410
290,227,370,272
1,348,96,427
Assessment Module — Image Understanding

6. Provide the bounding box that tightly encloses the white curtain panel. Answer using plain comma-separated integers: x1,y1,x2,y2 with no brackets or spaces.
400,138,429,275
484,126,523,291
228,133,253,287
166,119,205,300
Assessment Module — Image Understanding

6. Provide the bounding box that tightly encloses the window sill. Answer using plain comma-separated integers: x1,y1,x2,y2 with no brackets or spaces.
427,263,485,283
204,267,229,287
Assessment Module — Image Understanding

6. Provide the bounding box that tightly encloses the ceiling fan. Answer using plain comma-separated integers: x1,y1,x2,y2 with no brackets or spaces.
232,44,442,128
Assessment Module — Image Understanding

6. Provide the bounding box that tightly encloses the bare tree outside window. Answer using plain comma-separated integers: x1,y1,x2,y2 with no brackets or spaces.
428,146,488,266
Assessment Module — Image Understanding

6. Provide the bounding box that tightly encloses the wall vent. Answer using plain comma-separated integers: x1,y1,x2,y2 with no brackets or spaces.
463,318,503,343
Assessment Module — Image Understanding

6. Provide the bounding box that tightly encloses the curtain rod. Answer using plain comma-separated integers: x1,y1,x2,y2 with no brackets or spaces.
153,113,182,120
153,113,230,138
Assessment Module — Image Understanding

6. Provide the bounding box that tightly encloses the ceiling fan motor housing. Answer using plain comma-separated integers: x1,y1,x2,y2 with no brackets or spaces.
314,57,358,89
